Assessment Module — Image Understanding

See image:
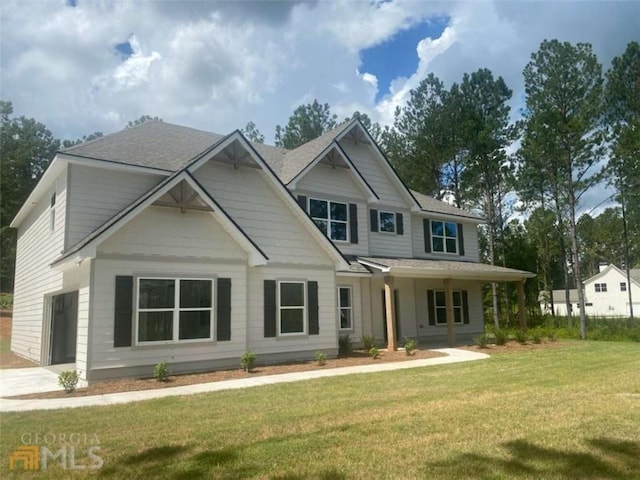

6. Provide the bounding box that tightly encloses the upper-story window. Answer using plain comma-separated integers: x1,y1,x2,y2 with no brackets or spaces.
309,198,348,242
620,282,627,292
49,193,56,231
594,283,607,293
431,220,458,254
379,211,396,233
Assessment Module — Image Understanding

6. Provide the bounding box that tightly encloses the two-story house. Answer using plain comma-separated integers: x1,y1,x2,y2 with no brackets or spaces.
10,119,534,382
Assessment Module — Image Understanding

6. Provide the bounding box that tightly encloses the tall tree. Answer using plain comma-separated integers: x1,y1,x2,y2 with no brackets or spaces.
523,40,605,338
126,115,161,128
458,68,518,329
241,121,264,143
605,41,640,319
343,111,383,144
0,101,60,291
274,100,337,149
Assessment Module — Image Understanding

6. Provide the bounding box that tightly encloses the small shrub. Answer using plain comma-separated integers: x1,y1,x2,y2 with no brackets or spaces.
0,293,13,310
403,337,417,356
515,329,528,345
361,334,376,350
531,331,543,344
314,351,326,366
58,370,79,393
338,334,353,355
153,361,170,382
494,329,509,346
473,333,489,348
241,351,256,372
369,347,379,359
548,330,558,342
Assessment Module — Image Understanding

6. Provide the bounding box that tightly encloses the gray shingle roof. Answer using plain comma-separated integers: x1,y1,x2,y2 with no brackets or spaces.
410,190,484,220
62,120,287,173
630,269,640,283
277,121,353,183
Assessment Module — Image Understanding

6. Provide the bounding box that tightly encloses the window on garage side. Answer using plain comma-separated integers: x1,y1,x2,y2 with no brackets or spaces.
338,286,352,330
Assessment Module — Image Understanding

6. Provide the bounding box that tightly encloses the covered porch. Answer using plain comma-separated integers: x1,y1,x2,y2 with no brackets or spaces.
357,257,536,349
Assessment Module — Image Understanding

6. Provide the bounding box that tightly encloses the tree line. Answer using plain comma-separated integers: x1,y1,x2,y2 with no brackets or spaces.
1,40,638,337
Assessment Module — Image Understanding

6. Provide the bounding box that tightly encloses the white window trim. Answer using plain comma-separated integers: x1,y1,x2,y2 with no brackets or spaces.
278,280,307,336
337,286,353,331
309,197,350,243
431,220,458,255
433,290,464,325
594,283,608,293
135,277,215,345
378,210,396,234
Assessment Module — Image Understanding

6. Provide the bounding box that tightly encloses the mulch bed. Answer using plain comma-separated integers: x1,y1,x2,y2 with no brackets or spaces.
460,340,570,354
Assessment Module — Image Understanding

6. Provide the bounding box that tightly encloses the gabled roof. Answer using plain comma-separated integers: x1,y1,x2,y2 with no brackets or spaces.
52,166,269,268
410,190,484,222
584,264,640,287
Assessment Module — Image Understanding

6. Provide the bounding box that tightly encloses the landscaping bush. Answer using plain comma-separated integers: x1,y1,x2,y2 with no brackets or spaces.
403,337,417,355
240,351,256,372
58,370,79,393
473,333,489,348
494,329,509,346
153,361,170,382
369,347,379,359
515,329,528,344
361,335,376,350
314,351,326,366
338,334,353,355
531,329,543,344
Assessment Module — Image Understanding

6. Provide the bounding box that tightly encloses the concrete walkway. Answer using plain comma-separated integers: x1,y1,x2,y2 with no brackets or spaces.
0,365,88,397
0,348,488,413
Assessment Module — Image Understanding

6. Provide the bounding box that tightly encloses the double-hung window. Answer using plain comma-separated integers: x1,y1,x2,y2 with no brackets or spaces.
279,281,306,335
594,283,607,293
338,286,352,330
379,211,396,233
620,282,627,292
137,278,213,344
309,198,348,241
431,220,458,254
433,290,463,324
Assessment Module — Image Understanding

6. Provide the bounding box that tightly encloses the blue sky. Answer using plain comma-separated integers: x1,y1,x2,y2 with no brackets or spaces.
1,0,638,215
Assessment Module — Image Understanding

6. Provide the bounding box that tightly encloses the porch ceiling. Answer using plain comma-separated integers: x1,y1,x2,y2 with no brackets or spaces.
357,257,536,282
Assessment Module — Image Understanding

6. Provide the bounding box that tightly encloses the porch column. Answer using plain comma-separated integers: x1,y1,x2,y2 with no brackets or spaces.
384,275,397,351
517,279,528,330
443,278,456,347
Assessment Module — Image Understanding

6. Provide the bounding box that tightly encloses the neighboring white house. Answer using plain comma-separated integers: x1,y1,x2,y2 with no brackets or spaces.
10,120,534,381
541,264,640,317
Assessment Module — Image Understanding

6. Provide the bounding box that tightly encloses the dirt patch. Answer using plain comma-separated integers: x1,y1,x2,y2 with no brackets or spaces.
460,340,570,354
0,311,38,369
10,349,446,400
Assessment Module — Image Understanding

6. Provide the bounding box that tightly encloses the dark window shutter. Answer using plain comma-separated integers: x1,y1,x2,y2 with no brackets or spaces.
462,290,470,324
216,278,232,341
297,195,307,211
427,290,435,326
396,213,404,235
370,209,378,232
423,219,432,253
308,281,319,335
264,280,277,337
114,276,133,347
457,223,465,256
349,203,358,244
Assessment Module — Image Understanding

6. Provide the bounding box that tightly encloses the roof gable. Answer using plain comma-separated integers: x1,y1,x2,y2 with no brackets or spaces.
584,264,640,287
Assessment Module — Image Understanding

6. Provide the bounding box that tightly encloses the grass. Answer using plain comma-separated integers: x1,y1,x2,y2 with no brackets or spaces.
0,293,12,310
1,342,639,479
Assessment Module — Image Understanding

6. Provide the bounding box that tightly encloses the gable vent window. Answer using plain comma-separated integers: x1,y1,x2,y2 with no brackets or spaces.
594,283,607,293
309,198,348,242
49,193,56,232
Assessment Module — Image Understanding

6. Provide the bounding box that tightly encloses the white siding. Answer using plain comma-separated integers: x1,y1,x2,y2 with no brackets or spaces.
369,207,412,257
97,206,247,261
89,259,247,373
584,268,640,316
336,276,363,343
247,267,337,355
296,163,369,201
339,139,407,208
194,161,334,266
411,215,480,262
66,164,163,248
11,167,67,362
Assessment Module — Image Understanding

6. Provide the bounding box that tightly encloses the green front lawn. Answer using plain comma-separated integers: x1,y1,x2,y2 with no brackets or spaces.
2,342,639,479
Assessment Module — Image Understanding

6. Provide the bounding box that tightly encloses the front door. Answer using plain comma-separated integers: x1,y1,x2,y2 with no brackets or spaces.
50,291,78,365
381,289,400,342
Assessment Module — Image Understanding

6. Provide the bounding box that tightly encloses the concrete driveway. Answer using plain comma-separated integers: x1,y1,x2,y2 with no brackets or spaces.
0,366,86,397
